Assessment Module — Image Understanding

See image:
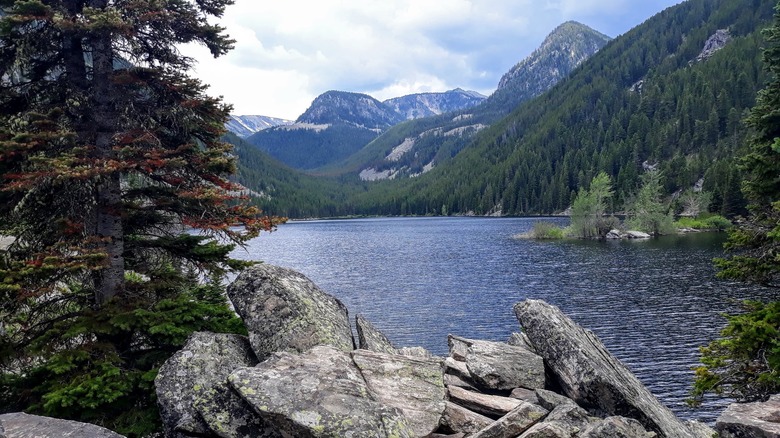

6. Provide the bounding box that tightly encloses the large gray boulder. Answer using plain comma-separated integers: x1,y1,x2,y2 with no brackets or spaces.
447,386,523,418
356,314,396,354
470,402,549,438
448,335,545,391
0,413,125,438
579,416,656,437
227,264,354,360
439,402,494,435
716,394,780,437
351,349,446,436
514,299,695,438
155,332,272,438
229,346,414,438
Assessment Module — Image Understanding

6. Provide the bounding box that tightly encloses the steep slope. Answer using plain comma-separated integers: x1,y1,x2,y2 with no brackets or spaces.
383,88,486,120
226,115,293,138
316,21,611,180
226,132,361,218
346,0,772,217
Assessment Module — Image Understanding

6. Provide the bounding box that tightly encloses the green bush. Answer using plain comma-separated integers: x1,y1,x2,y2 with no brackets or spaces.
530,221,565,239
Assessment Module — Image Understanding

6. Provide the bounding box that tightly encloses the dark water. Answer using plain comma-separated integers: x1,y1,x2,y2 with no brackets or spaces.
232,216,777,423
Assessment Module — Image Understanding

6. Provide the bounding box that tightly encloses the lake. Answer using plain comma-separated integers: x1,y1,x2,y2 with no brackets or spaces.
231,216,777,423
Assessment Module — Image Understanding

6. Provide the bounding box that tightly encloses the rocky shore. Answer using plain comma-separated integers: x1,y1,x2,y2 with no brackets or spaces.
2,263,778,437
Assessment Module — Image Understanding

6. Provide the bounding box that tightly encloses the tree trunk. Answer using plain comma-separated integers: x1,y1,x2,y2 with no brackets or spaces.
89,4,124,305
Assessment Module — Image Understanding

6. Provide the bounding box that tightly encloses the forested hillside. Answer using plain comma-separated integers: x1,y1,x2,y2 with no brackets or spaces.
343,0,773,216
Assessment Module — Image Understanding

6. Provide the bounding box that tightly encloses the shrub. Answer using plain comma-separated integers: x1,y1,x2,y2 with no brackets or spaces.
530,221,565,239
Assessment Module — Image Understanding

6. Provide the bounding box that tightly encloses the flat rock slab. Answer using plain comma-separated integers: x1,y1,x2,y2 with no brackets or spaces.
514,299,694,438
447,385,523,419
717,394,780,438
229,346,413,438
227,264,354,360
448,335,545,391
471,401,549,438
0,413,125,438
352,349,446,436
155,332,270,438
439,401,494,435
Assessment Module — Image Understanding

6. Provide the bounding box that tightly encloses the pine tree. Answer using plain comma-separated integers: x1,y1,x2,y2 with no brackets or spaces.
693,1,780,405
0,1,281,434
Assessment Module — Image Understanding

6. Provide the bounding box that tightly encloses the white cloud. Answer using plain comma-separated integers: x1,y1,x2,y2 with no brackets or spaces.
182,0,683,119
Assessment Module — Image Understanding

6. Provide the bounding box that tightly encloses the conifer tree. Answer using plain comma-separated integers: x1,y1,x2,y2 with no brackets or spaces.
0,0,281,434
693,1,780,404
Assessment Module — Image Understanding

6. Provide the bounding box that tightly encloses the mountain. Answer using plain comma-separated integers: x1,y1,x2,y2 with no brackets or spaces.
297,90,404,129
383,88,487,120
315,21,611,181
226,115,293,138
482,21,611,116
246,88,486,170
342,0,772,217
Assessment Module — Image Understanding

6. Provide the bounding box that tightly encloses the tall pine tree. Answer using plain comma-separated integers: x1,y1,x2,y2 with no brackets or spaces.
0,1,281,434
693,1,780,405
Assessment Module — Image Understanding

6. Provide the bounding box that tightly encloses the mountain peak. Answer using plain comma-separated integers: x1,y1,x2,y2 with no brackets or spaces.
296,91,403,129
495,21,611,92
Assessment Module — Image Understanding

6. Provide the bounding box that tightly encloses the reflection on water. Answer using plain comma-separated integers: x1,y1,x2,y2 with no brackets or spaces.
232,217,777,423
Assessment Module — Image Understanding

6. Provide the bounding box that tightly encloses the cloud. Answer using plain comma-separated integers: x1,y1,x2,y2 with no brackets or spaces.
182,0,682,119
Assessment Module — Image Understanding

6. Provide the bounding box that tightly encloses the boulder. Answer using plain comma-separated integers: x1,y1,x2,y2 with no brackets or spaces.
356,314,396,354
226,264,354,360
540,403,595,436
534,389,577,411
397,346,434,358
447,386,523,418
716,394,780,437
155,332,272,438
229,346,413,438
470,402,549,438
351,349,446,436
511,388,539,404
686,420,716,438
579,416,656,437
507,332,537,353
625,230,651,239
448,335,545,391
0,413,125,438
439,402,494,435
518,422,572,438
514,299,695,438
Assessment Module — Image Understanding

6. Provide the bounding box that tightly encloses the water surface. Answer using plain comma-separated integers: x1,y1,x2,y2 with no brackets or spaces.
232,216,777,423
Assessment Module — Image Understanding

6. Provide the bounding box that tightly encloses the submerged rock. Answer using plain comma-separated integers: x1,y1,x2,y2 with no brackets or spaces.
229,346,413,438
514,299,694,438
0,413,125,438
716,394,780,437
227,264,354,359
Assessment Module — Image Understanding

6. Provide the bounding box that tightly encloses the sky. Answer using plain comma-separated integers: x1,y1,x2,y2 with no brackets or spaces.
181,0,685,120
